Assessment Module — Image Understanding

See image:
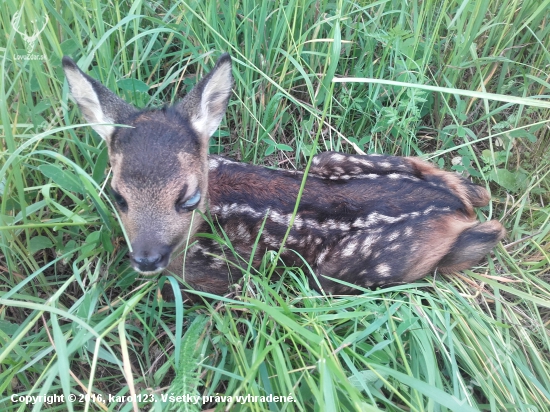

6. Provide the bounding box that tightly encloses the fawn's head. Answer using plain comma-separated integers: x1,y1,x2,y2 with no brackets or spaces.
63,54,233,274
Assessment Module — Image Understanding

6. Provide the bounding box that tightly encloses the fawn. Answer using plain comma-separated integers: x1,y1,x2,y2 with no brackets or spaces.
62,53,505,296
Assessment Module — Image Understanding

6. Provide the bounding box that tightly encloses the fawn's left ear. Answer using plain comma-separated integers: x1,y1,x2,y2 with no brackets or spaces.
62,56,137,142
175,53,233,141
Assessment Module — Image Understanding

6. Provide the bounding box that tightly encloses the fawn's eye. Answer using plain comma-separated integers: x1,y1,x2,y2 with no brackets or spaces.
176,190,201,213
110,187,128,212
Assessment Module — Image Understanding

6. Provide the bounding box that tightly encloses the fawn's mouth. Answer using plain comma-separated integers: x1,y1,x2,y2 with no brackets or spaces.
129,245,173,275
132,267,166,277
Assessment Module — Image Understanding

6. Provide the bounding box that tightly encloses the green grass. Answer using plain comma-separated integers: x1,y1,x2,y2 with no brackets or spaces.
1,0,550,411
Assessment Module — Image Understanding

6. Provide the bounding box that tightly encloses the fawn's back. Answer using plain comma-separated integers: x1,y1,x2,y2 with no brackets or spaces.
63,53,505,296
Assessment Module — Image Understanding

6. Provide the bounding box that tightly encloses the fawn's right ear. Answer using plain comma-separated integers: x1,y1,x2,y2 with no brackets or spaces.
62,56,137,142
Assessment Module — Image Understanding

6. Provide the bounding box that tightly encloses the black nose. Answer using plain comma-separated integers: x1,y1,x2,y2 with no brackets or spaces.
130,251,168,273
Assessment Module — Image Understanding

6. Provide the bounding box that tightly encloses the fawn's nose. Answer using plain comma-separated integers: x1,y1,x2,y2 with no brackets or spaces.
130,248,171,274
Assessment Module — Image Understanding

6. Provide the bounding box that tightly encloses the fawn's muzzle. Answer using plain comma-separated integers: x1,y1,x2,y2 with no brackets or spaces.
130,244,173,274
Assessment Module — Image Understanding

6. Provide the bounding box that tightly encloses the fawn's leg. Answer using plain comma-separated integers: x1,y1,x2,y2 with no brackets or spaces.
437,220,505,273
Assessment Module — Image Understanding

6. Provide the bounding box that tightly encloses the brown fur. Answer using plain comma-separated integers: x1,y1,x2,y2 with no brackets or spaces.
63,54,506,296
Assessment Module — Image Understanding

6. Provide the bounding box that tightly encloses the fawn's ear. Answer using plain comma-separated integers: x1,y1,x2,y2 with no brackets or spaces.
175,53,233,142
62,56,137,142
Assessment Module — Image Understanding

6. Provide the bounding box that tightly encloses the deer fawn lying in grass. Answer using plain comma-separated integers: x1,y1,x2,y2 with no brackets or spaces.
62,53,505,296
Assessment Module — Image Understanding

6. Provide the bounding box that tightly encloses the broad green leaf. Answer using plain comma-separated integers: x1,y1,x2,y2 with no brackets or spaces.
117,78,150,93
29,235,54,253
39,164,85,194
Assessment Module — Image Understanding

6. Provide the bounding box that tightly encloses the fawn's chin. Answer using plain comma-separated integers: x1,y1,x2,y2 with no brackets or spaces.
132,267,166,277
